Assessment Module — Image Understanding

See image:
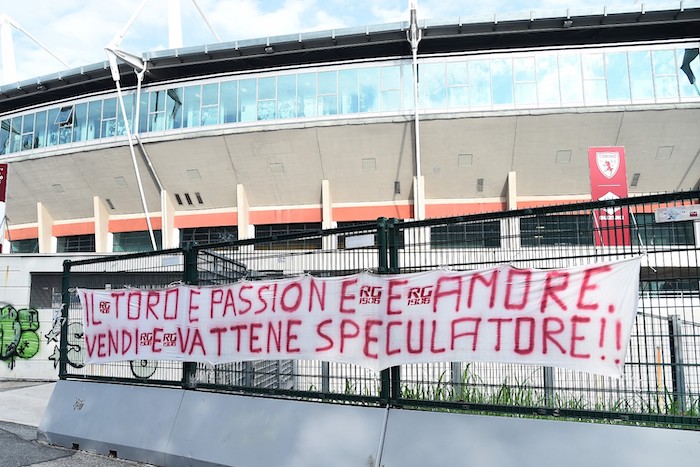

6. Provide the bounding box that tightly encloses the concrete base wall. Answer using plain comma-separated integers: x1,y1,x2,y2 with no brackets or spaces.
39,380,700,467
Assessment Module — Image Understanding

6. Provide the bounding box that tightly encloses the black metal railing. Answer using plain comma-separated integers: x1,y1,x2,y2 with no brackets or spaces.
61,191,700,428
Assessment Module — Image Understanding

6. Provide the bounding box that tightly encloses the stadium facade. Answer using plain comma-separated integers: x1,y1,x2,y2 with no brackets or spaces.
0,3,699,257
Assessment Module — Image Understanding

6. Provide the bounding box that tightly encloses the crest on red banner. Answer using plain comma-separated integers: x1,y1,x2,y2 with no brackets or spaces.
595,151,620,179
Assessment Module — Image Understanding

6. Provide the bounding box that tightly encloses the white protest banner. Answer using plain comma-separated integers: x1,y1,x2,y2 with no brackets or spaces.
78,257,641,376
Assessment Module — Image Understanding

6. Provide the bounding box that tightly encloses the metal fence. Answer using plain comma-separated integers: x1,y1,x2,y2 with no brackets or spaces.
61,191,700,428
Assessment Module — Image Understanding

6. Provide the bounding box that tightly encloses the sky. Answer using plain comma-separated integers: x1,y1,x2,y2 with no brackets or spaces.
0,0,659,83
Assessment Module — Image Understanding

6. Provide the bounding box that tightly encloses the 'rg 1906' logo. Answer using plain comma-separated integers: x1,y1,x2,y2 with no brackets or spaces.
359,285,382,304
407,286,433,306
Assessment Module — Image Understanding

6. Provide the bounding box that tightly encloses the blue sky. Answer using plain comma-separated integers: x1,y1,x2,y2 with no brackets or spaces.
0,0,657,82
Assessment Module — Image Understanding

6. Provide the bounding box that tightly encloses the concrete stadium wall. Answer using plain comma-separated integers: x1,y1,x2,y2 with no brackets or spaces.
39,380,700,467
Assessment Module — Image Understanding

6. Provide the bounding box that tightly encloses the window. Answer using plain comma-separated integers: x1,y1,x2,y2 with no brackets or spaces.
113,231,162,252
180,226,238,246
54,106,74,126
57,234,95,253
632,213,694,246
101,98,118,137
254,223,322,250
257,77,277,120
10,239,39,253
520,215,594,246
431,221,501,248
447,61,469,108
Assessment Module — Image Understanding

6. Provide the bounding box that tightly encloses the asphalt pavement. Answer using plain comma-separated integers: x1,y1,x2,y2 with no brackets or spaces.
0,380,154,467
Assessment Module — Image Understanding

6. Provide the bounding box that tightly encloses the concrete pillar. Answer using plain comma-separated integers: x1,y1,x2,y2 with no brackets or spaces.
37,202,55,253
161,190,178,249
507,171,517,210
93,196,110,253
237,184,251,239
413,175,426,220
322,179,333,229
321,179,337,250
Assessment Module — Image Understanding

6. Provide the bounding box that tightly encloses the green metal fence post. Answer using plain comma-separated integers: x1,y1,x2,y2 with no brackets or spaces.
59,260,72,380
377,217,391,404
182,245,198,389
387,218,402,403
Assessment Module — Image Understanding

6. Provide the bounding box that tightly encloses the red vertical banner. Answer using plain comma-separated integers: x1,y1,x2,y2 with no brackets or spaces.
588,147,630,246
0,164,6,253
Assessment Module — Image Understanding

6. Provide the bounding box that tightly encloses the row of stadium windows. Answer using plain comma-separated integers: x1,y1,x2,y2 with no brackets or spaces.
1,43,698,156
9,215,695,253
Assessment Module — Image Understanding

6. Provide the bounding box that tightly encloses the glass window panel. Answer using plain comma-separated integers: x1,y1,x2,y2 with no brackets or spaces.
318,95,337,115
447,62,468,86
149,90,165,113
277,74,297,118
10,239,38,253
359,67,379,113
21,114,34,150
513,57,536,82
318,71,337,95
515,82,537,106
469,60,491,107
57,234,95,253
220,81,238,123
448,86,469,108
381,90,401,111
338,69,358,114
257,77,275,101
201,84,219,125
201,83,219,106
420,62,446,109
117,94,134,135
166,88,184,128
102,98,117,137
491,58,513,106
0,120,10,155
239,78,257,122
402,63,414,111
559,54,583,104
102,98,117,119
138,92,148,134
536,55,560,105
73,103,88,142
431,221,501,248
183,85,201,127
258,100,277,120
652,49,679,99
113,231,162,252
34,111,47,148
87,101,102,140
297,73,317,117
582,53,605,79
628,50,654,101
46,109,59,147
8,117,21,152
381,65,401,90
605,52,630,101
584,79,607,103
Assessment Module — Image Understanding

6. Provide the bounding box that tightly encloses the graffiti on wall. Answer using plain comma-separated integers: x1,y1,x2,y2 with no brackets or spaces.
46,309,85,369
0,304,40,369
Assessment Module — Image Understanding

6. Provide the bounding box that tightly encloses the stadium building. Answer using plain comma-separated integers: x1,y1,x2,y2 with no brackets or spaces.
0,3,699,257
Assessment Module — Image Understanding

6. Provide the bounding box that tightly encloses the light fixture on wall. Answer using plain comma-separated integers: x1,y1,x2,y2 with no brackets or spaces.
264,45,275,54
563,19,573,28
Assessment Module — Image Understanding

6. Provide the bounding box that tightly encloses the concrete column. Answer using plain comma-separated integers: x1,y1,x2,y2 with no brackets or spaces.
322,179,333,229
93,196,110,253
321,179,337,250
507,171,517,210
161,190,178,249
237,184,251,239
413,175,426,220
504,171,520,250
37,202,55,253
